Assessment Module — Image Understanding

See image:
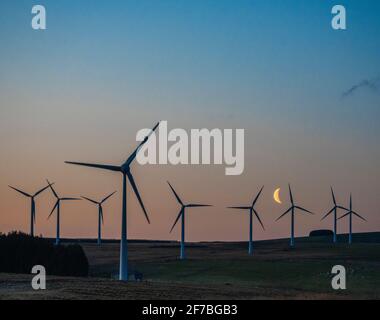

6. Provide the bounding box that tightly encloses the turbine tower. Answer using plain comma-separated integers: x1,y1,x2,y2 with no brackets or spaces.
228,186,265,255
65,122,159,281
47,180,81,245
276,184,314,247
168,182,212,260
82,191,117,245
321,187,348,243
9,182,53,237
338,194,366,244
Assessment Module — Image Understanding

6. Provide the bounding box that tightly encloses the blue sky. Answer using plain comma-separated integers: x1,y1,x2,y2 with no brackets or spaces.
1,0,379,128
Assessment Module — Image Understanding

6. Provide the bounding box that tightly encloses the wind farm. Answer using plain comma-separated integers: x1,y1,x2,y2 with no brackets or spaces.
1,0,380,302
0,124,377,298
0,119,378,301
1,153,379,300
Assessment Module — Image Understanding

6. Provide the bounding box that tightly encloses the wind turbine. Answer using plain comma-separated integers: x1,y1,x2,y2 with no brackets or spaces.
65,122,159,281
276,184,314,247
168,181,212,260
9,182,53,237
338,194,366,244
227,186,265,255
321,187,348,243
82,191,117,245
47,180,81,245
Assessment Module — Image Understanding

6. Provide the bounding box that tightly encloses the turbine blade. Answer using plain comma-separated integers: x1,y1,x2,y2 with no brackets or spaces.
331,187,337,206
127,171,150,224
187,204,212,208
34,183,54,197
276,207,292,221
253,208,265,230
101,191,117,204
9,186,31,198
295,206,314,215
338,211,351,220
167,181,183,206
46,179,59,199
227,206,251,210
124,122,160,166
353,211,367,222
252,186,264,207
337,205,349,211
48,201,58,220
65,161,122,172
61,197,81,201
82,196,99,204
170,208,183,233
321,207,334,221
288,184,294,205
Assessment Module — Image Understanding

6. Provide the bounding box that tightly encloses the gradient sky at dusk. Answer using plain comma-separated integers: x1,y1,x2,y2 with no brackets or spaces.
0,0,379,242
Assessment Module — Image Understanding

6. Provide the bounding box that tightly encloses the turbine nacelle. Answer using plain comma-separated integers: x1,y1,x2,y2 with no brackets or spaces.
338,194,367,222
184,204,213,208
82,191,117,206
120,165,130,174
46,180,81,220
227,186,265,231
167,181,212,233
9,182,54,199
276,184,314,221
82,191,117,226
9,182,54,235
275,185,314,247
321,187,348,221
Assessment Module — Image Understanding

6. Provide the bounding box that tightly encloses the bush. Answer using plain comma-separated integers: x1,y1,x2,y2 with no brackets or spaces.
0,232,89,277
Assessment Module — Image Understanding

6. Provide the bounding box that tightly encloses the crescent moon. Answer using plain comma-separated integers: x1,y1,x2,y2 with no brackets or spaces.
274,188,282,204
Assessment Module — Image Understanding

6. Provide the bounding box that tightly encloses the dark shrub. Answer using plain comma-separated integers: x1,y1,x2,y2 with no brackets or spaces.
309,230,334,237
0,232,89,277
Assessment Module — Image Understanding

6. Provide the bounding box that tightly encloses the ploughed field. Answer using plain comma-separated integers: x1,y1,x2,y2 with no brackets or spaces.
1,235,380,299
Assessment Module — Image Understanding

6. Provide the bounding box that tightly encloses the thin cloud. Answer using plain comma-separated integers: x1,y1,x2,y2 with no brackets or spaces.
342,77,380,98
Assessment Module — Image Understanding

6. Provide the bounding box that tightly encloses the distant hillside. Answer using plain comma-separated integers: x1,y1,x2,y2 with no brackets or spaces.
41,231,380,245
43,238,176,244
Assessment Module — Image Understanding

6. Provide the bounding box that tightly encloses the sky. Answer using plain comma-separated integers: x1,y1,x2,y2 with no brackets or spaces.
0,0,379,242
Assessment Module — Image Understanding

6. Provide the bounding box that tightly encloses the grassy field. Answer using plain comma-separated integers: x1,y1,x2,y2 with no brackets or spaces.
1,234,379,300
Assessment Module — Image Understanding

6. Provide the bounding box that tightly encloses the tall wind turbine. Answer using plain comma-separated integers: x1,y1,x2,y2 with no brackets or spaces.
276,184,314,247
65,122,159,281
82,191,117,245
47,180,81,245
168,181,212,260
9,182,53,237
338,194,366,244
228,186,265,255
321,187,348,243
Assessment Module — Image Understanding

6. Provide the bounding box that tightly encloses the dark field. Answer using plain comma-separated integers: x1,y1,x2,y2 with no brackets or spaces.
1,234,380,300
